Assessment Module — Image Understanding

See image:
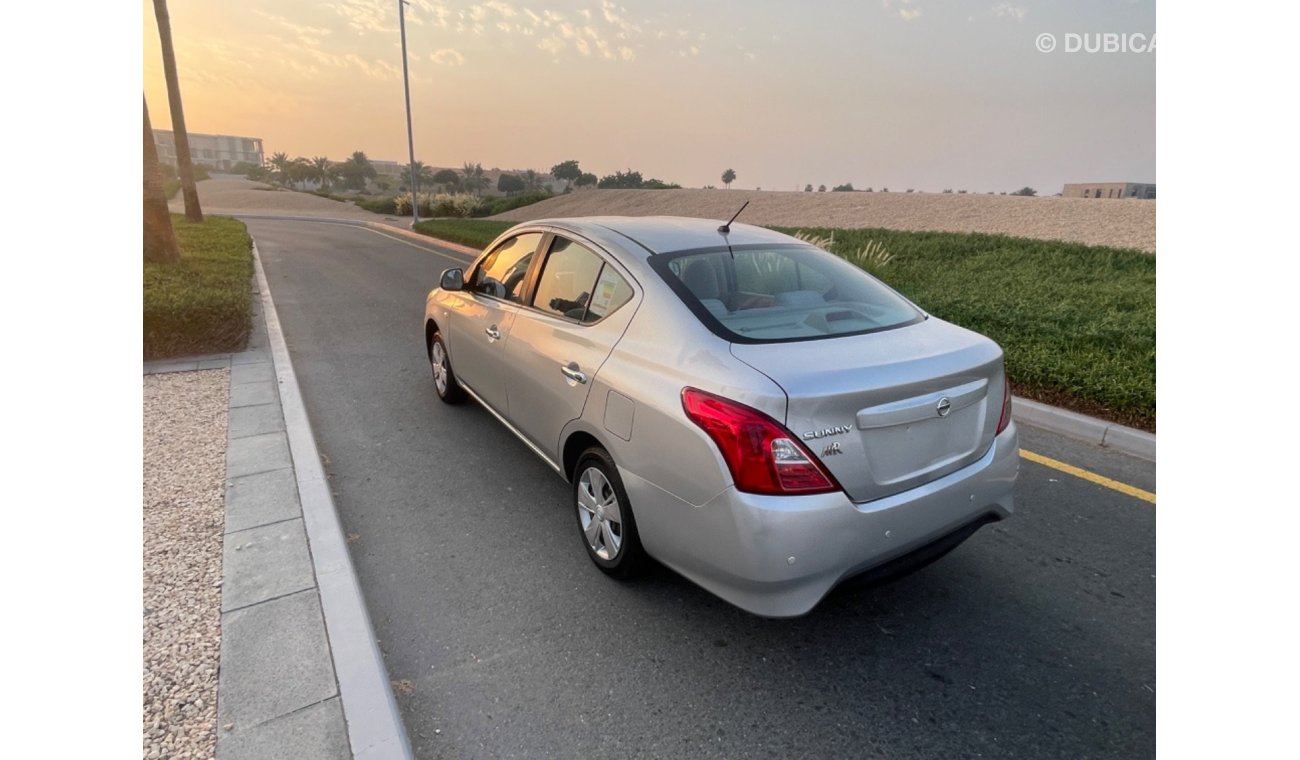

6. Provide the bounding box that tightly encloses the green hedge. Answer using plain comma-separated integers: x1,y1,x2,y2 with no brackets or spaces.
144,216,254,359
476,191,553,217
412,219,513,249
354,196,398,215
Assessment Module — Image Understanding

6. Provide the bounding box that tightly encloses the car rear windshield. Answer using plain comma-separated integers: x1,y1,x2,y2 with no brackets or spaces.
649,244,924,343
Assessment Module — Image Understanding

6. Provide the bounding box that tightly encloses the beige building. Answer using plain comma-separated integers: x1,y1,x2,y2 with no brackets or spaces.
370,159,406,177
153,130,264,171
1063,182,1156,199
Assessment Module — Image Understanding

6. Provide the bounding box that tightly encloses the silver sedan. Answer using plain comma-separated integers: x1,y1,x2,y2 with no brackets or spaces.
424,216,1018,617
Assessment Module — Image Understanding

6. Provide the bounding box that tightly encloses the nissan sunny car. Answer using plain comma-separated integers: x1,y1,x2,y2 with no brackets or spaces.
423,216,1018,617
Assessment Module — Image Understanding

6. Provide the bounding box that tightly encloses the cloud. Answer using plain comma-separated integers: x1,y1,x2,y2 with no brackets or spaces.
484,1,517,18
327,1,396,34
883,0,923,22
538,36,565,56
601,1,640,38
991,3,1027,21
344,53,401,79
430,1,700,64
430,48,466,66
252,11,332,40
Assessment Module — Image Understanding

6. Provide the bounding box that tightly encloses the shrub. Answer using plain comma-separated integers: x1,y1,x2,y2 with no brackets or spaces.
598,170,644,189
144,216,253,359
353,196,398,215
393,192,487,218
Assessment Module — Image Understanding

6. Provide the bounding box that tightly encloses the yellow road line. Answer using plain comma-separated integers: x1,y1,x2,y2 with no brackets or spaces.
1020,449,1156,504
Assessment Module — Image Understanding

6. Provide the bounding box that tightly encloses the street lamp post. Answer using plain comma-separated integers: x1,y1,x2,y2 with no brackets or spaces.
398,0,419,226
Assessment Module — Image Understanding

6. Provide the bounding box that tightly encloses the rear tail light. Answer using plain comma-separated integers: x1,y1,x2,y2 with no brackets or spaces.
996,374,1013,434
681,388,841,495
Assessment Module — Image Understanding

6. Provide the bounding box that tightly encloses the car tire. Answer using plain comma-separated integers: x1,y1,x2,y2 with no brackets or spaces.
574,447,644,578
429,330,467,404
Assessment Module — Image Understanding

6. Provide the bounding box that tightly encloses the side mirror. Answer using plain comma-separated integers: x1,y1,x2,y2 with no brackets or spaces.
440,268,464,291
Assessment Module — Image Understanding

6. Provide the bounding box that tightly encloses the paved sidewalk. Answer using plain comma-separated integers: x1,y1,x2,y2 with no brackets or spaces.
145,248,412,760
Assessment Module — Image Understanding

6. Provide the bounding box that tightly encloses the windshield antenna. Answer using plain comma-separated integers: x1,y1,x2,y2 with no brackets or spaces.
717,201,750,234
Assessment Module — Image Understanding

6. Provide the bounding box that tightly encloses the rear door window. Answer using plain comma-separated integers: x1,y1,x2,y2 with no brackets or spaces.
532,237,607,321
585,265,635,322
470,233,542,303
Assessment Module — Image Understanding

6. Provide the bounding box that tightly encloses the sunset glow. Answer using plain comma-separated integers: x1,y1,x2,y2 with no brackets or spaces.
143,0,1155,192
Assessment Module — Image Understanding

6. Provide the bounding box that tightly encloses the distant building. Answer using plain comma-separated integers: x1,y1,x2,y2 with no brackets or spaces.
1063,182,1155,199
370,159,406,177
153,130,264,171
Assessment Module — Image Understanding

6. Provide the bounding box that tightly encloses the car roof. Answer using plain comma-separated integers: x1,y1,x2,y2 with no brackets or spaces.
523,216,798,257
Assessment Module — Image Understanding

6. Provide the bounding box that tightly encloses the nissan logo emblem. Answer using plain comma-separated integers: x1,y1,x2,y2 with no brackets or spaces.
936,397,952,417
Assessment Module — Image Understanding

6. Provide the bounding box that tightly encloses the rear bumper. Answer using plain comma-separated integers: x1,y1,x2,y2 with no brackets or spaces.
625,423,1019,617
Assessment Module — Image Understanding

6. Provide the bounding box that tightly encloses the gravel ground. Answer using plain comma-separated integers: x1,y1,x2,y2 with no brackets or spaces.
492,188,1157,251
144,370,229,760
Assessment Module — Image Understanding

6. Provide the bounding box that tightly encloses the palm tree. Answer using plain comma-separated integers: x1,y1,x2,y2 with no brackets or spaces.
341,150,377,191
461,161,488,196
310,156,335,191
267,152,292,186
143,96,180,264
721,168,736,189
288,157,312,190
523,169,542,192
406,161,436,193
152,0,202,222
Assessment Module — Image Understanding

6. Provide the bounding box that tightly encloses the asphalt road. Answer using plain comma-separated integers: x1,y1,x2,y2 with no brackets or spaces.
249,218,1156,760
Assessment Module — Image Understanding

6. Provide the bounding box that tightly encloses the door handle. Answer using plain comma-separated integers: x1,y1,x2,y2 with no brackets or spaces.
560,363,588,384
485,325,501,340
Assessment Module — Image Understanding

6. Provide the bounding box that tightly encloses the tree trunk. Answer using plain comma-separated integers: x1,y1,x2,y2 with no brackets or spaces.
144,97,180,265
153,0,203,222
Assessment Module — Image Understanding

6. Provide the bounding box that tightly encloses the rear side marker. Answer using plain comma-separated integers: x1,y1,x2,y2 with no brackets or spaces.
1020,449,1155,505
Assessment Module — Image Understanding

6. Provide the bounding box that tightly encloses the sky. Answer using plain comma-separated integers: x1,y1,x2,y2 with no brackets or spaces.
142,0,1155,193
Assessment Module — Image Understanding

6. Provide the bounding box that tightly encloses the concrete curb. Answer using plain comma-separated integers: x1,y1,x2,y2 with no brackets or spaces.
1013,396,1155,462
253,242,415,760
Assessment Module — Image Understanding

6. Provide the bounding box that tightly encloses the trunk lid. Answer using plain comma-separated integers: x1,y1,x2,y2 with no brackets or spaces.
730,317,1007,503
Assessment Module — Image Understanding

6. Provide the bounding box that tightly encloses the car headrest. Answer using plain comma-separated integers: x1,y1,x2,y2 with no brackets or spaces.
682,260,721,300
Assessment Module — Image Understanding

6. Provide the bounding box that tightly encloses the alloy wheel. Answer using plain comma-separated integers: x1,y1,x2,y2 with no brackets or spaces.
577,466,623,560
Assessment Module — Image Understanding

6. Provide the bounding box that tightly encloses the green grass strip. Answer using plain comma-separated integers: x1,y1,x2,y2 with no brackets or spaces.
412,218,513,250
144,215,253,359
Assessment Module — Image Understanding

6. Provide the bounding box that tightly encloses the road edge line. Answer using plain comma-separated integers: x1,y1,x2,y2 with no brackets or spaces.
252,240,415,760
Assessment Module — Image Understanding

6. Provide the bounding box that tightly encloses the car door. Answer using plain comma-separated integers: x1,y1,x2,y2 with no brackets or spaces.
443,232,544,414
503,234,639,459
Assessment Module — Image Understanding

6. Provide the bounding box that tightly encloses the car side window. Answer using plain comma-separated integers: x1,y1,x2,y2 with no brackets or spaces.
470,233,542,303
532,237,606,321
